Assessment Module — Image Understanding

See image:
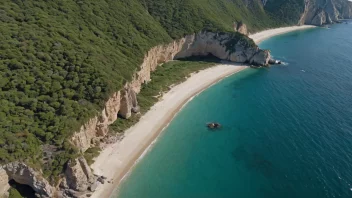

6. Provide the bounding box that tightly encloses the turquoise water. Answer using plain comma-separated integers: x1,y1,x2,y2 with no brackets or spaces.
116,23,352,198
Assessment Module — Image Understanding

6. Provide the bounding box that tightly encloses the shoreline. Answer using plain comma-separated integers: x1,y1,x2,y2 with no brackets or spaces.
249,25,316,44
89,25,316,198
90,64,248,198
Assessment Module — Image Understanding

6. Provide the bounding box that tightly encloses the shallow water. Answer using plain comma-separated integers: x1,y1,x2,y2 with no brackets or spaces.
116,23,352,198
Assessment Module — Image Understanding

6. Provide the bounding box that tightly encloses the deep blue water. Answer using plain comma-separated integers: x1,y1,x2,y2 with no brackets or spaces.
116,23,352,198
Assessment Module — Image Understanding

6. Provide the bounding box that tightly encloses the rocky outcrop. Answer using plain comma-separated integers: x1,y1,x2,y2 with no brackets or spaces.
0,157,104,198
250,50,271,66
63,157,95,192
1,162,55,198
71,91,121,152
0,168,10,197
175,32,270,66
233,22,248,35
118,86,139,119
299,0,352,25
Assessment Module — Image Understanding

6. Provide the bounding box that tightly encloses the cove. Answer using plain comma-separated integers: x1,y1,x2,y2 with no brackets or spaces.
116,24,352,198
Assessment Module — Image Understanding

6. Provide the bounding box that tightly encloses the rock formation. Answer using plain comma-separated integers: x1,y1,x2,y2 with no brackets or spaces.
118,86,139,119
175,32,270,65
299,0,352,25
1,162,55,198
0,168,10,197
64,157,95,192
233,22,249,35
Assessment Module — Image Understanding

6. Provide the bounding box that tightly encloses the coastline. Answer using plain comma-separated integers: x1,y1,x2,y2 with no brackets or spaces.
90,64,248,198
89,25,316,198
249,25,316,44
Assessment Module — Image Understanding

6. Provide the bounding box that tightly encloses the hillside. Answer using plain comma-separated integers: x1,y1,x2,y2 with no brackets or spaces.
0,0,352,197
0,0,279,177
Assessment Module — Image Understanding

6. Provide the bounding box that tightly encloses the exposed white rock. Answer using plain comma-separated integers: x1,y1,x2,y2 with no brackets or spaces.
175,32,270,65
71,117,99,152
2,162,55,198
233,22,248,35
300,0,352,25
64,156,95,192
0,168,10,197
250,50,271,66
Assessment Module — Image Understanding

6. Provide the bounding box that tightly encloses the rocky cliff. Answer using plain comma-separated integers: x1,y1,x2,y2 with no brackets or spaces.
233,22,249,35
0,31,270,198
299,0,352,25
1,162,55,198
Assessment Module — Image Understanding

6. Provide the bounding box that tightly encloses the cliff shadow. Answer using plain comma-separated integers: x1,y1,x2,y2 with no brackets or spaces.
8,179,36,198
175,54,222,63
176,54,251,68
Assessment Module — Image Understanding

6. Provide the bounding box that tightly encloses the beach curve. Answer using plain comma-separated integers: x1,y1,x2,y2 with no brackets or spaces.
90,25,316,198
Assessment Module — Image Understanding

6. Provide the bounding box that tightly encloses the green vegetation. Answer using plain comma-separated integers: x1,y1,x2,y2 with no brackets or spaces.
83,147,101,165
0,0,305,183
8,188,22,198
137,58,218,113
265,0,305,24
0,0,171,180
110,58,218,134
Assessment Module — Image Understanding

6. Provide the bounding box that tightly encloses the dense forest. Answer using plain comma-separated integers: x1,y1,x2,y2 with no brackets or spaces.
0,0,305,181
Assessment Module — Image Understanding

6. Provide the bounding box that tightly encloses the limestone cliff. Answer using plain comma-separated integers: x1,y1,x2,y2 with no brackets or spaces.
233,22,249,35
175,32,270,65
299,0,352,25
1,162,55,198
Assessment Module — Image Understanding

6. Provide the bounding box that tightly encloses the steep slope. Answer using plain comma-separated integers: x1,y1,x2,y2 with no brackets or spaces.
264,0,352,26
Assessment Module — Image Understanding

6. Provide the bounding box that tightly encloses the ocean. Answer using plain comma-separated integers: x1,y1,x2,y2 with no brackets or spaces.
115,23,352,198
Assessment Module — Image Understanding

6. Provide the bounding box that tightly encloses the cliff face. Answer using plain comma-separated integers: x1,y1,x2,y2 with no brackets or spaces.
175,32,270,65
1,162,55,198
233,22,249,35
299,0,352,25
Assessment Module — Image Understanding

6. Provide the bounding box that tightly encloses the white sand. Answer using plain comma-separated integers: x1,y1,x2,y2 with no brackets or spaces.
249,25,316,44
90,25,317,198
90,64,247,198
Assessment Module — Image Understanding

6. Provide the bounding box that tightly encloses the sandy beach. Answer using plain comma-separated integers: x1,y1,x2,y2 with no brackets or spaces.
249,25,316,44
90,25,316,198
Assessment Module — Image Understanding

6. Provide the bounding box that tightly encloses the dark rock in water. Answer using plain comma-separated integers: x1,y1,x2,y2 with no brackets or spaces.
269,59,281,65
207,123,221,129
268,59,276,64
